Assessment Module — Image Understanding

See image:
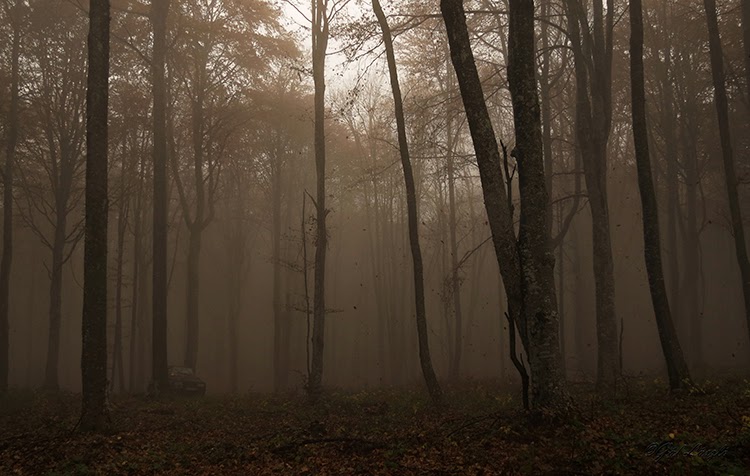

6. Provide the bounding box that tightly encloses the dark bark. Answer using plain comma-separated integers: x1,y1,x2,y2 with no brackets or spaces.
0,10,19,393
442,0,569,411
507,0,569,409
565,0,620,391
111,182,128,394
44,216,66,390
440,0,524,356
128,156,145,392
703,0,750,351
629,0,691,391
80,0,110,431
151,0,170,390
373,0,442,402
272,138,285,392
743,0,750,104
307,0,329,401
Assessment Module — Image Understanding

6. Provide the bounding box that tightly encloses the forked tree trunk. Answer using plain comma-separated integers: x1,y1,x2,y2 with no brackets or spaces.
307,0,329,401
629,0,691,390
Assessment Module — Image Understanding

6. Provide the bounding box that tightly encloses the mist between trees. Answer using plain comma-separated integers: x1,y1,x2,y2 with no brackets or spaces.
0,0,748,411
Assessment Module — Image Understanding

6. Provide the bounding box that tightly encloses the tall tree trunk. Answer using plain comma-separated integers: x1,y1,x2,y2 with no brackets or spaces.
446,96,463,381
111,190,127,393
151,0,170,390
441,0,524,359
565,0,620,392
703,0,750,349
272,140,285,392
743,0,750,103
442,0,570,411
629,0,691,390
373,0,442,402
184,226,201,371
80,0,110,431
507,0,569,409
44,216,66,390
128,159,144,393
0,13,19,392
307,0,329,400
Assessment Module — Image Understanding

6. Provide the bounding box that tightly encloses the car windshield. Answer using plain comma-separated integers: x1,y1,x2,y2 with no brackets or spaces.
169,367,194,376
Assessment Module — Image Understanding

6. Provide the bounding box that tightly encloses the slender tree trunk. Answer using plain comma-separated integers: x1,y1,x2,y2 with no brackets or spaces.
111,194,127,393
630,0,691,390
307,0,329,401
565,0,620,392
151,0,170,390
0,16,19,392
441,0,524,358
272,141,285,392
703,0,750,349
80,0,110,431
446,103,463,381
128,165,143,393
44,218,66,390
373,0,442,401
184,226,201,371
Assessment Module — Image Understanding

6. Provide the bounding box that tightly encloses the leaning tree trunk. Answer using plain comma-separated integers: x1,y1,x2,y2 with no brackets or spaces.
373,0,442,402
307,0,329,401
80,0,110,431
629,0,691,391
151,0,170,390
703,0,750,349
0,13,19,392
507,0,569,410
440,0,525,356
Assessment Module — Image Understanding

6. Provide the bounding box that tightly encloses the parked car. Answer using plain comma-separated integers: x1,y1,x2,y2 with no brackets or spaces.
167,366,206,396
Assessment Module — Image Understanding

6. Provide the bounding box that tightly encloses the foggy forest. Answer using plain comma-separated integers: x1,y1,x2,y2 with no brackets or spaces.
1,0,749,473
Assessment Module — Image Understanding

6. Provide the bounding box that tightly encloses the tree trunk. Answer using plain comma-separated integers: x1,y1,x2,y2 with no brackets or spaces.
703,0,750,350
507,0,569,410
272,140,285,392
111,192,127,394
151,0,170,390
307,0,329,401
442,0,570,411
441,0,524,358
184,226,201,371
0,14,19,392
629,0,691,391
128,159,143,393
373,0,442,402
80,0,110,431
743,0,750,104
44,217,66,391
446,98,463,381
565,0,620,392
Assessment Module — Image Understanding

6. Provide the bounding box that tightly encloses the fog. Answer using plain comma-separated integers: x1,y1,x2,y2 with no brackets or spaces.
1,0,748,397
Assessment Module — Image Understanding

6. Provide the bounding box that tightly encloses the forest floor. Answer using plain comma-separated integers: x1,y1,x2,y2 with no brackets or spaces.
1,376,749,475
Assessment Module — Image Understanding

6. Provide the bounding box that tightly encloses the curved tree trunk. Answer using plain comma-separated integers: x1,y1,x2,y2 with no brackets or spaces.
372,0,442,402
629,0,691,391
703,0,750,351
